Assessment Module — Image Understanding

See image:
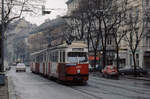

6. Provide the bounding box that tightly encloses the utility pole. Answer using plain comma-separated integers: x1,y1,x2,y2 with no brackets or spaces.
0,0,5,85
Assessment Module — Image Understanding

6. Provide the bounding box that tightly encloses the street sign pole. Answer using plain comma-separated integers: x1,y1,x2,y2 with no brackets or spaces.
0,0,5,85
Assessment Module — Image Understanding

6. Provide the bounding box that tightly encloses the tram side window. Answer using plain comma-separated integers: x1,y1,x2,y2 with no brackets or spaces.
47,52,49,61
49,51,59,62
63,51,65,62
31,56,34,62
54,51,58,62
49,52,51,61
45,54,48,62
34,58,36,62
54,52,56,62
51,52,53,61
51,51,55,62
53,52,55,62
60,51,62,62
36,56,39,62
56,51,58,62
39,55,41,62
45,53,47,61
43,54,46,62
43,54,45,62
35,57,36,62
40,54,43,62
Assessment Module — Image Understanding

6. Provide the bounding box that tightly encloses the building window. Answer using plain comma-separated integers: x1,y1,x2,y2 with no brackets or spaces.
146,0,149,6
146,36,150,48
130,54,132,66
107,37,112,45
136,54,139,66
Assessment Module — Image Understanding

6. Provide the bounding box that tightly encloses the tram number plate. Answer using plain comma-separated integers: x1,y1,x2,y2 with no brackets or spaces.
76,66,81,69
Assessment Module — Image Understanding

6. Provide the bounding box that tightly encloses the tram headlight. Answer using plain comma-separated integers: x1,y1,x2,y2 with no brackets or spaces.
77,69,80,74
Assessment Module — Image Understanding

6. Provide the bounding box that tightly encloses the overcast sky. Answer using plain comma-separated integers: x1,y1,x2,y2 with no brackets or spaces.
24,0,68,25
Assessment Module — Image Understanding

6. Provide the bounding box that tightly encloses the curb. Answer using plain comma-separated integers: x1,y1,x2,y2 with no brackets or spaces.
90,73,150,81
8,76,17,99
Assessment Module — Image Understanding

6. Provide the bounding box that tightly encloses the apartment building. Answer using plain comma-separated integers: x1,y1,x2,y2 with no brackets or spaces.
141,0,150,69
118,0,150,69
66,0,81,16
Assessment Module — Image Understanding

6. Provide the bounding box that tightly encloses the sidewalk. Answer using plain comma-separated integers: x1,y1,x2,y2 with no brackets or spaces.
0,77,9,99
90,71,150,81
122,74,150,81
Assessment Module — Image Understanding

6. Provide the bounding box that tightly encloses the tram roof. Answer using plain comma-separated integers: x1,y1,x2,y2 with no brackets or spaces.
48,41,87,50
60,42,87,48
31,49,47,56
31,41,87,55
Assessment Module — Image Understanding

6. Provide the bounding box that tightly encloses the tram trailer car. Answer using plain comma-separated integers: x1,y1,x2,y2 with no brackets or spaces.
31,41,89,83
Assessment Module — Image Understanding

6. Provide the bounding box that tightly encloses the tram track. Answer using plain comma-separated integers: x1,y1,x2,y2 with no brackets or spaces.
68,82,150,99
68,84,135,99
90,76,150,91
69,86,103,99
89,79,150,95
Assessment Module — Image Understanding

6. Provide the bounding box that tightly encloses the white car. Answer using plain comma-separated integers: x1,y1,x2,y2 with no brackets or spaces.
16,63,26,72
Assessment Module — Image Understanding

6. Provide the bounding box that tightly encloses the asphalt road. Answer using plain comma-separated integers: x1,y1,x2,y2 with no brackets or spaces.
7,67,150,99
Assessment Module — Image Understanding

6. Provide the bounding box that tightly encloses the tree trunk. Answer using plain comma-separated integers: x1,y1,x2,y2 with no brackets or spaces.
132,52,137,77
94,50,97,71
87,33,90,52
102,48,106,69
116,46,119,72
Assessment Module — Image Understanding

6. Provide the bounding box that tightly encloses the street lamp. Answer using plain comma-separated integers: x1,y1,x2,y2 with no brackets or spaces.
42,5,51,15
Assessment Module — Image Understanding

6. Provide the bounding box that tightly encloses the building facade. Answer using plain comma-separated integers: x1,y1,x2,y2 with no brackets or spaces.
118,0,150,69
66,0,150,69
141,0,150,69
66,0,116,66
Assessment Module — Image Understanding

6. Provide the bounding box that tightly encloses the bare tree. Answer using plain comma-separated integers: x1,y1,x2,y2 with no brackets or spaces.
90,0,116,69
109,0,128,71
0,0,45,71
65,0,101,69
66,0,126,70
66,3,88,41
0,0,45,30
124,9,147,77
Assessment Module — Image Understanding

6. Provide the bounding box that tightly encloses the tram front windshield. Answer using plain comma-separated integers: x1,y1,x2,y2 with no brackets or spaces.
67,52,88,63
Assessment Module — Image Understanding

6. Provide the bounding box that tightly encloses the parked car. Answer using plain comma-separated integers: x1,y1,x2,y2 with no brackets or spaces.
102,65,119,78
119,66,148,76
16,63,26,72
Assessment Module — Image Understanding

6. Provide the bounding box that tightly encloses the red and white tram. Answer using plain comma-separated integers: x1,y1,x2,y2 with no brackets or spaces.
31,41,89,83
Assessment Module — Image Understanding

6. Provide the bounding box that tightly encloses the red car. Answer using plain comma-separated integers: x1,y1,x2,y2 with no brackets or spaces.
102,65,119,78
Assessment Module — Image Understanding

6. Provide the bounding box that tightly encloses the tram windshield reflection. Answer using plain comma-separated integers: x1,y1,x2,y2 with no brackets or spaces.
67,52,88,63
